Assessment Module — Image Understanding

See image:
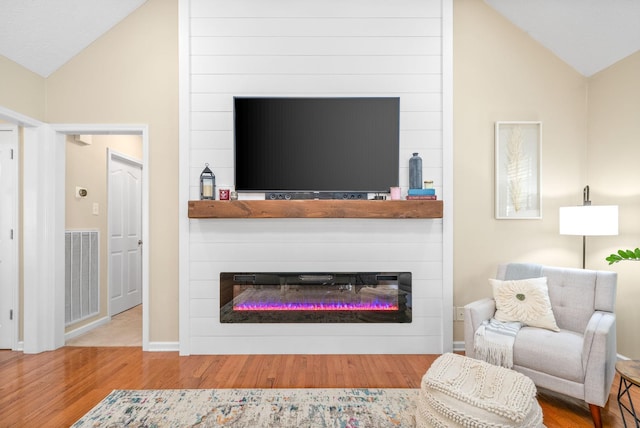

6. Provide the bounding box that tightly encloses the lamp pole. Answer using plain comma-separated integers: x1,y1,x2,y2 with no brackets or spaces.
582,186,591,269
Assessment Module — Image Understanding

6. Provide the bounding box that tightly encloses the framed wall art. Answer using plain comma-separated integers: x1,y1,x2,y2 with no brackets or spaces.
495,121,542,219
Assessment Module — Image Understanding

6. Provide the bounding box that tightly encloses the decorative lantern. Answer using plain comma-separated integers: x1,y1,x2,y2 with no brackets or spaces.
200,163,215,200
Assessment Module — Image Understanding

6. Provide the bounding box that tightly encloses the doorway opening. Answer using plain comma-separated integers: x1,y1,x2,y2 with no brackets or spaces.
54,125,149,349
64,136,144,347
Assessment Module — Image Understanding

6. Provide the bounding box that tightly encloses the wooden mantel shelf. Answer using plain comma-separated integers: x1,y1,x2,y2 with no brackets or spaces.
188,199,443,219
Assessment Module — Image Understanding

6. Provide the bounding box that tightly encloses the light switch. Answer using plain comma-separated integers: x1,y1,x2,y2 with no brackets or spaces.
92,202,99,215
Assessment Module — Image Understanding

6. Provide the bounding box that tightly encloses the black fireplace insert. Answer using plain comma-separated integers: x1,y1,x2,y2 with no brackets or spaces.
220,272,411,323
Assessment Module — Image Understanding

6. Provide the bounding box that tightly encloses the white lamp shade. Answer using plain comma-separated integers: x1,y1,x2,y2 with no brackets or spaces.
559,205,619,236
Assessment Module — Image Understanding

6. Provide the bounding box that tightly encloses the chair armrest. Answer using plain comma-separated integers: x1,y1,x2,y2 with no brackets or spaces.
582,311,617,407
464,298,496,358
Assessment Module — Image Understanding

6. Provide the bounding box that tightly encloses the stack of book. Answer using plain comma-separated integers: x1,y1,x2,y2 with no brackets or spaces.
406,188,437,200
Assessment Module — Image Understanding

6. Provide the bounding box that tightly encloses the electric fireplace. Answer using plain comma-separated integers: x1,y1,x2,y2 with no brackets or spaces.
220,272,411,323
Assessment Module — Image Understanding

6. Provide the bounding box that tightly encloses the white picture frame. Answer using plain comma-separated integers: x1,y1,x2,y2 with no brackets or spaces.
495,121,542,219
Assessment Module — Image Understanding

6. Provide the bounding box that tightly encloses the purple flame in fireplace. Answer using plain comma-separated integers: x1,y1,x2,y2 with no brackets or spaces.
220,272,411,323
234,301,399,311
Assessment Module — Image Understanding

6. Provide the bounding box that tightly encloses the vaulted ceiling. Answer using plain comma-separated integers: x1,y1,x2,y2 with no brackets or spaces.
485,0,640,76
0,0,147,77
0,0,639,78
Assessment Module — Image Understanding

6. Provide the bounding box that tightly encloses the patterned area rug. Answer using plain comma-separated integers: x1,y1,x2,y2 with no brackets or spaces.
72,388,418,427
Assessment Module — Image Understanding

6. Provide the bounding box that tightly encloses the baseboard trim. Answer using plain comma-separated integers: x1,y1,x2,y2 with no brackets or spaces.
147,341,180,352
65,316,111,341
452,340,465,353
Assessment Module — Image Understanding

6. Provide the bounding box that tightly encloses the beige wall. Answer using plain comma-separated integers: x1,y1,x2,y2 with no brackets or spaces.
452,0,592,339
453,1,639,358
65,135,142,331
586,51,640,358
0,56,46,121
46,0,179,342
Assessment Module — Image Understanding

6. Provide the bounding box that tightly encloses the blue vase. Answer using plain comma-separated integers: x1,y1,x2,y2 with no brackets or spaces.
409,153,422,189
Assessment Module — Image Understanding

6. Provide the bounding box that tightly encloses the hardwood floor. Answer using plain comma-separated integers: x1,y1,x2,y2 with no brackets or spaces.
0,347,637,427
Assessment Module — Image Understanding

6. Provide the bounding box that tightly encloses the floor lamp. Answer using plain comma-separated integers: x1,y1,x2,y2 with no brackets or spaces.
559,186,618,269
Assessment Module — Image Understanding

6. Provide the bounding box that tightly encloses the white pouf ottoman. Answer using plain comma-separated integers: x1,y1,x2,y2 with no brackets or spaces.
416,353,544,428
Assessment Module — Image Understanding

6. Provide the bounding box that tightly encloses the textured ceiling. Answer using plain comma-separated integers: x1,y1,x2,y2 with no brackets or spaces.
0,0,147,77
0,1,639,78
485,0,640,76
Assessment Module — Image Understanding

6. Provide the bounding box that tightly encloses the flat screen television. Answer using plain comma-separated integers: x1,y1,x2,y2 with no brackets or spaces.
234,97,400,194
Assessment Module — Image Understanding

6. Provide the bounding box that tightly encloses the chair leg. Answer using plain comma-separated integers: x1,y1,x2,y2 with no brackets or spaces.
589,404,602,428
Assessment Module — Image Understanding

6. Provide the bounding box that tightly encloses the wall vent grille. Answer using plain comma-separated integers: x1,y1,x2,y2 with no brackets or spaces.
65,230,99,325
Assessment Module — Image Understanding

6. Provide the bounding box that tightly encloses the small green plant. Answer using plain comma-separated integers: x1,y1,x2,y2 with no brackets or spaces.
606,248,640,264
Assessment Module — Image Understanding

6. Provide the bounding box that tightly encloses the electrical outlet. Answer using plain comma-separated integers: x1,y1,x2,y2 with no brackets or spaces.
455,306,465,321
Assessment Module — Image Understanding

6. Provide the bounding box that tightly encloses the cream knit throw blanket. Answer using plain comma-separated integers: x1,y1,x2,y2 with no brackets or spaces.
474,318,522,368
472,263,541,369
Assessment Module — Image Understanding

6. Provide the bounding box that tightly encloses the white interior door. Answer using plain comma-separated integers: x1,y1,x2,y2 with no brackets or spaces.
0,126,18,349
109,151,143,316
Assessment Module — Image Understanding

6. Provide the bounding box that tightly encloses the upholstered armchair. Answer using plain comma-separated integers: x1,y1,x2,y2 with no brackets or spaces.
464,263,617,428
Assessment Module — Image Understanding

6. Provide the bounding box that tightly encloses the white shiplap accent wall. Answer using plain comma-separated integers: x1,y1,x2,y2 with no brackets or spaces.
180,0,452,354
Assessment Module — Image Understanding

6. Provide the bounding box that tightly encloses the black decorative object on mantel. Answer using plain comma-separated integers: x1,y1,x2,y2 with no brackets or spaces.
200,163,215,200
409,153,422,189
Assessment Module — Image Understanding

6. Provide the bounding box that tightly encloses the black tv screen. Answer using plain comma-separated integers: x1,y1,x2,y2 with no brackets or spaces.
234,97,400,193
